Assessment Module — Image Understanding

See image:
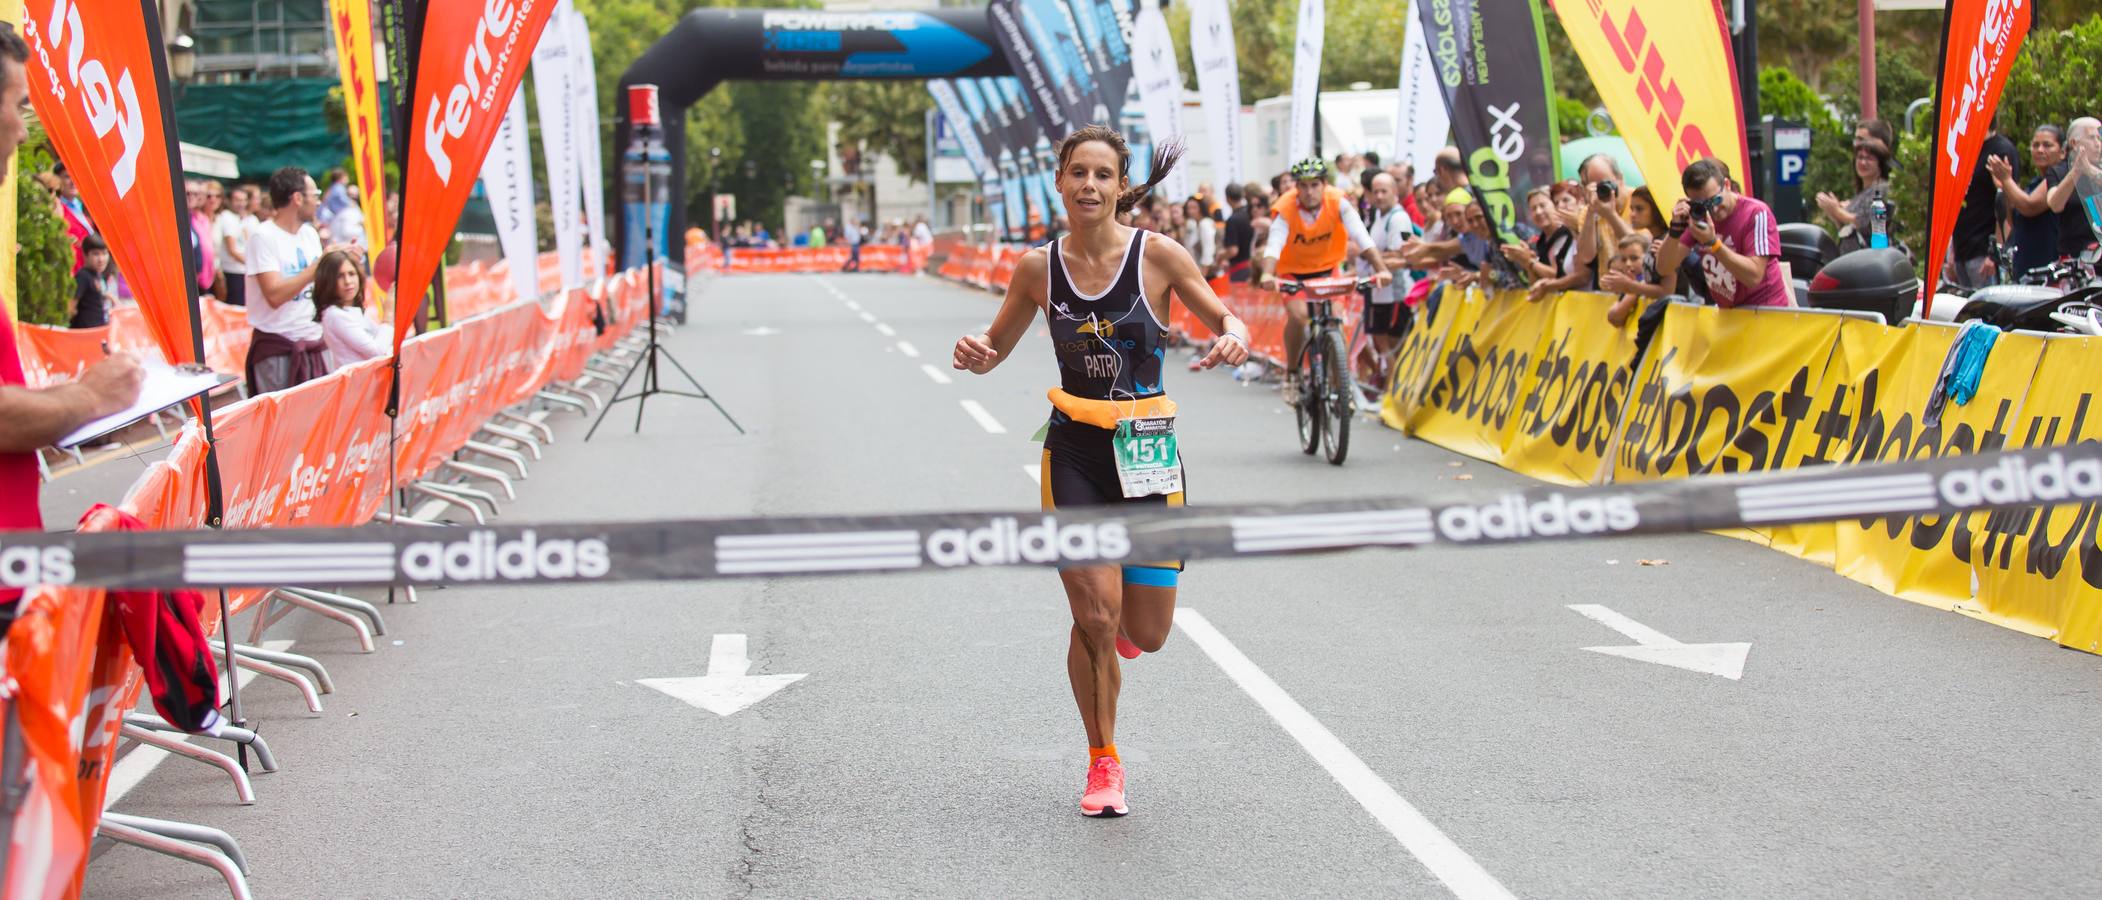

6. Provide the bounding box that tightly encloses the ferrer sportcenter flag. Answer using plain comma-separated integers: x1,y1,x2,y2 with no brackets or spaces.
395,0,560,354
1926,0,2030,302
1415,0,1559,236
330,0,389,254
1547,0,1748,211
21,0,198,366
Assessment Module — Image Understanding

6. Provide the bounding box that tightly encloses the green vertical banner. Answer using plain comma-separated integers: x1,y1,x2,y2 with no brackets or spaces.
1414,0,1560,235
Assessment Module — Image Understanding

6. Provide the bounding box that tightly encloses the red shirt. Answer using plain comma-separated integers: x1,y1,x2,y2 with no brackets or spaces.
1,307,43,605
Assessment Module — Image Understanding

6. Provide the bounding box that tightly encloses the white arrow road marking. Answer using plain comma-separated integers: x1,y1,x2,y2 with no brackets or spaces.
959,400,1007,434
1177,611,1515,900
875,323,896,337
1567,604,1751,680
896,340,921,358
638,634,807,717
920,364,953,385
1022,464,1040,485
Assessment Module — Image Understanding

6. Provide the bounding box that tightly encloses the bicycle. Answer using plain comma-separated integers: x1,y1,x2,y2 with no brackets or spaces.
1278,277,1373,465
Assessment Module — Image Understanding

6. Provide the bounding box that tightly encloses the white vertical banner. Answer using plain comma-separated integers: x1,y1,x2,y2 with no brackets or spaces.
1187,0,1242,187
532,0,585,290
1394,18,1449,180
568,7,609,280
480,92,540,304
1288,0,1324,164
1130,0,1189,201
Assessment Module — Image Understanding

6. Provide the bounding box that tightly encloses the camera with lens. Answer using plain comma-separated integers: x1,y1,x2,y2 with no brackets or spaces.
1595,180,1618,202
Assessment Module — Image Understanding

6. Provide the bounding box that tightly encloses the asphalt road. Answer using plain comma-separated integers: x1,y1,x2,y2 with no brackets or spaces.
85,272,2102,899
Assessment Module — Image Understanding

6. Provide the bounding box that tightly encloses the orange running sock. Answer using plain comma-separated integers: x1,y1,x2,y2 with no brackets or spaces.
1089,744,1119,762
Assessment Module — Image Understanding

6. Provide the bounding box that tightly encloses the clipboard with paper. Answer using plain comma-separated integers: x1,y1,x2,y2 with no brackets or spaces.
56,361,235,450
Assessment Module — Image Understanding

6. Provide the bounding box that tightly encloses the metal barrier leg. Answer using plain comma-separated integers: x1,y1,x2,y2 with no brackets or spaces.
274,587,386,637
492,409,555,443
252,589,375,653
124,714,279,774
119,725,255,805
98,814,253,900
440,459,517,500
220,653,323,713
405,482,488,524
534,389,590,416
369,510,444,527
210,639,338,694
541,383,604,412
475,423,545,459
460,440,530,478
420,480,501,514
101,813,252,874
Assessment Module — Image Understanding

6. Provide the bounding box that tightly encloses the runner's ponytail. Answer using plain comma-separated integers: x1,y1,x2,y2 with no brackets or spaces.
1116,141,1185,215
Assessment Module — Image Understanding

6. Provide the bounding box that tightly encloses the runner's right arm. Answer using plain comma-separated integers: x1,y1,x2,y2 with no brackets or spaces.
954,247,1046,375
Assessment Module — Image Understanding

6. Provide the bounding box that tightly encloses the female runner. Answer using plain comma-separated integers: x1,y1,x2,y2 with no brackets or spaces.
952,125,1250,817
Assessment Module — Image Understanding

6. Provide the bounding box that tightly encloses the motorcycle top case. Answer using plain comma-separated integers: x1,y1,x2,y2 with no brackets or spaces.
1808,248,1919,324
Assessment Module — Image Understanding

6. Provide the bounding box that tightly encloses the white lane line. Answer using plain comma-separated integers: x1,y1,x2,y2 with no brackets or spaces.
104,639,297,808
1022,464,1040,485
1175,610,1516,900
858,311,876,323
845,299,862,311
920,364,953,385
959,400,1007,434
896,340,921,358
876,323,896,337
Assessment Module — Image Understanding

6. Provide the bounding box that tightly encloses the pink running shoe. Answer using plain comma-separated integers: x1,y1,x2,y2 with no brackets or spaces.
1081,756,1129,817
1116,633,1143,660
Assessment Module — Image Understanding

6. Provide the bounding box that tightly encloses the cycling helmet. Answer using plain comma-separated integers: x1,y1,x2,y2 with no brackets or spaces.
1289,158,1328,180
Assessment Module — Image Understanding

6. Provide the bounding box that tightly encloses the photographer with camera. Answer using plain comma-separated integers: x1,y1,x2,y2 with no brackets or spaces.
1655,158,1788,309
1568,154,1637,291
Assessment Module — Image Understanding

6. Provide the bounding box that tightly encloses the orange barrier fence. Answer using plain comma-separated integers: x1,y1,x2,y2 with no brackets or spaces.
1,264,658,898
12,252,578,390
13,301,252,389
710,244,930,274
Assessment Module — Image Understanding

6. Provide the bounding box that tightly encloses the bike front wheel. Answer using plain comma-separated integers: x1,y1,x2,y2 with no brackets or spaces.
1296,342,1323,455
1319,328,1352,465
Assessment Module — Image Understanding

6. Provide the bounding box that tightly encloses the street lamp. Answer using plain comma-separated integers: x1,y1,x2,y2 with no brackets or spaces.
709,146,722,233
167,33,196,82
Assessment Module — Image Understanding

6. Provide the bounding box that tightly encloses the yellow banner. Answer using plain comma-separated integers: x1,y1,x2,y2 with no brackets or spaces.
1611,304,1846,484
0,0,18,320
1824,321,2046,609
1547,0,1749,211
1405,289,1554,464
1499,292,1644,486
330,0,388,253
1382,288,1470,432
1972,336,2102,650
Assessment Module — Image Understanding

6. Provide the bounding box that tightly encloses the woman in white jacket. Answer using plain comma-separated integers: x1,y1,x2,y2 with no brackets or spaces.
311,251,386,370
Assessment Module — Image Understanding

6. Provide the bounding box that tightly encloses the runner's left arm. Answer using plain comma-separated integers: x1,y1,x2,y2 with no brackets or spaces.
1147,233,1249,370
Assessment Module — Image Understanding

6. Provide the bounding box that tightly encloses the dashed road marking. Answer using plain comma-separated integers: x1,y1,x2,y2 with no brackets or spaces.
959,400,1007,434
920,364,953,385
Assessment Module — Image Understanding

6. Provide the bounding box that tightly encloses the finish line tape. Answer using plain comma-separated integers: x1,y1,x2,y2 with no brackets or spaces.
6,444,2099,590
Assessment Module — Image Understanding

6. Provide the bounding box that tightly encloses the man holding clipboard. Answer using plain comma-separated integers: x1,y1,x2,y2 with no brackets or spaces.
0,24,144,606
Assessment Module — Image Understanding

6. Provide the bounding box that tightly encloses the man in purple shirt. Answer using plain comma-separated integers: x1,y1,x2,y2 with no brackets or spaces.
1656,158,1789,308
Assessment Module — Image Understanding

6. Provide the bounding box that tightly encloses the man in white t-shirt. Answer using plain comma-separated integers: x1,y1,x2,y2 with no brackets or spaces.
245,167,334,394
1356,173,1418,385
212,185,253,306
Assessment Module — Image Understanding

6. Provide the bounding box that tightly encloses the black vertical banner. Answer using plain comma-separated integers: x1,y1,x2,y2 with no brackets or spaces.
1415,0,1560,235
379,0,426,181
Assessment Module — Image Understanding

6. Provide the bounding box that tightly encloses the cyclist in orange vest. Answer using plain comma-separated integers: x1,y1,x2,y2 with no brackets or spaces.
1255,158,1392,403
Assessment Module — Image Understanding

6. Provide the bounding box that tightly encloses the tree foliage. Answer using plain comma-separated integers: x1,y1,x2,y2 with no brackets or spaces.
826,81,933,186
15,124,76,327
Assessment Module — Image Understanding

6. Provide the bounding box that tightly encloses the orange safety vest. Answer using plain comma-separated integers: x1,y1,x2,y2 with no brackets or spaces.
1271,186,1350,276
